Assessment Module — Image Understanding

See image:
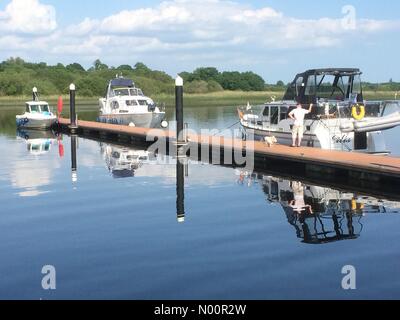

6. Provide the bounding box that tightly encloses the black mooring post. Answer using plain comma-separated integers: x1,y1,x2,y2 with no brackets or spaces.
71,134,78,183
69,83,77,129
177,158,185,223
175,76,184,143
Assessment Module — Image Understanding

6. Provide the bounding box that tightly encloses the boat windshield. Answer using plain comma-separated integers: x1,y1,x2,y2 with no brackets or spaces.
284,70,363,104
114,89,130,96
40,105,50,112
129,88,144,96
112,88,144,97
30,105,40,113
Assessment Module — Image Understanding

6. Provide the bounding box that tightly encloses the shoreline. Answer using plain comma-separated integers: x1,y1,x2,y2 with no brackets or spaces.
0,90,398,108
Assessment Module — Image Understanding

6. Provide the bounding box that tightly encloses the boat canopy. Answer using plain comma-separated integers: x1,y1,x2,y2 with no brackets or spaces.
283,68,364,105
110,78,135,88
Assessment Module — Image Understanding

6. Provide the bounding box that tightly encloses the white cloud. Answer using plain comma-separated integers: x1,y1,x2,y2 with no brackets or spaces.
63,0,400,51
0,0,56,34
0,0,400,78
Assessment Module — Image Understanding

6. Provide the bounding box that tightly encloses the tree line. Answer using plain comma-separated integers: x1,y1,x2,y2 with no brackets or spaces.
0,57,399,97
0,58,175,97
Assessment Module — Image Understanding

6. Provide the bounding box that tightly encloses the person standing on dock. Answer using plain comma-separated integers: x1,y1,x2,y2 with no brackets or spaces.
289,103,313,147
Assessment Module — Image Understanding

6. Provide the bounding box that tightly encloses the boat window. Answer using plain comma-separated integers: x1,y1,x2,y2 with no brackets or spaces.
305,76,316,96
114,89,130,96
129,89,144,96
316,75,345,100
270,106,279,125
126,100,138,106
26,104,30,113
40,105,50,112
280,106,289,121
352,75,362,100
382,102,399,116
336,76,350,97
295,77,304,97
338,105,352,118
138,100,148,106
365,103,381,117
30,105,40,113
262,106,269,116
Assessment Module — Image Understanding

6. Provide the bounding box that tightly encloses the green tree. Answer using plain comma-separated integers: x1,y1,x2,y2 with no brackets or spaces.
66,63,85,72
134,62,151,75
192,67,220,82
117,64,134,72
93,59,109,71
276,80,285,86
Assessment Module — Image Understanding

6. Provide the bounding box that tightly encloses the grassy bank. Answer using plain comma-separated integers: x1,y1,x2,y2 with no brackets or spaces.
1,90,398,109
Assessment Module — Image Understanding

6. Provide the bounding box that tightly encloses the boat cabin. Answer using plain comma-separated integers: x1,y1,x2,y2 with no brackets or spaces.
26,102,51,114
107,78,144,98
257,102,383,127
283,68,364,105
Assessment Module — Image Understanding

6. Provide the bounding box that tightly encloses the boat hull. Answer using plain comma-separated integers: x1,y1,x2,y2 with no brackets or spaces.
241,124,321,148
16,116,57,130
98,112,166,128
240,122,389,154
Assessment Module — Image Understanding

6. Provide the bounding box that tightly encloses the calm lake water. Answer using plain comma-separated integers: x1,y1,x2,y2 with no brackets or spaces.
1,104,400,300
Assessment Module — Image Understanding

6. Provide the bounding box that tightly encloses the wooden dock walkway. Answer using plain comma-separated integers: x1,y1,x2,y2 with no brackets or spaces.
58,118,400,184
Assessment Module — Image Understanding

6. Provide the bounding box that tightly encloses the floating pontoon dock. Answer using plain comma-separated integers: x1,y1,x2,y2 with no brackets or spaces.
57,118,400,188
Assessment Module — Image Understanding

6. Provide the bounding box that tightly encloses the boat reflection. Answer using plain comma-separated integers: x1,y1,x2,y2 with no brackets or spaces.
16,129,58,155
239,171,400,244
100,142,154,178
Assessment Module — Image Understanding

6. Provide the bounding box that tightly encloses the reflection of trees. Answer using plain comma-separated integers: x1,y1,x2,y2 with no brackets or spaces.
0,108,25,137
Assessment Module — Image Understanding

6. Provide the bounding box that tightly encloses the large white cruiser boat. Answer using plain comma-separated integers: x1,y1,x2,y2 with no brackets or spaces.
238,68,400,154
98,77,167,128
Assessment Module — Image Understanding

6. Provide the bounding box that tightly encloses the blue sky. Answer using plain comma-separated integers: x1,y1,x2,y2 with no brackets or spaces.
1,0,399,82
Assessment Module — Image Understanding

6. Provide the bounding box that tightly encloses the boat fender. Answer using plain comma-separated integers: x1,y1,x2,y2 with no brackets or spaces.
352,104,365,121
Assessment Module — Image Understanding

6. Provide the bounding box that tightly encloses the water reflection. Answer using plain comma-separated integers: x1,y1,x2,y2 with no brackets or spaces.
100,143,154,179
94,141,400,240
11,129,62,197
239,172,400,244
16,129,58,155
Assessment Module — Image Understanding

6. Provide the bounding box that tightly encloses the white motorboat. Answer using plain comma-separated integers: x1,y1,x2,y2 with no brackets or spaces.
98,77,167,128
238,69,400,154
16,88,57,130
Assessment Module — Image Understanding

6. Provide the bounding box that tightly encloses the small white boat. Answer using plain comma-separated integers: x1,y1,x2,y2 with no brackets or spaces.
16,88,57,130
98,76,167,128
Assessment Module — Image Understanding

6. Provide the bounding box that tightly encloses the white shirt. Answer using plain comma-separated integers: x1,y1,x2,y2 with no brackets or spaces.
289,108,310,126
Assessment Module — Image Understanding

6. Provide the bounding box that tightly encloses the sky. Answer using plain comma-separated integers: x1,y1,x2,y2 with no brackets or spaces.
0,0,399,83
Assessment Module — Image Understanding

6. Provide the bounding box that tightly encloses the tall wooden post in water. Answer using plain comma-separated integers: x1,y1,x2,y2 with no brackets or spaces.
69,83,77,132
175,76,184,143
175,75,186,222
